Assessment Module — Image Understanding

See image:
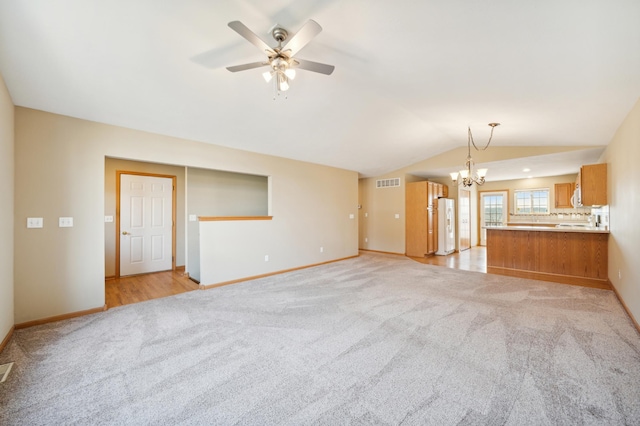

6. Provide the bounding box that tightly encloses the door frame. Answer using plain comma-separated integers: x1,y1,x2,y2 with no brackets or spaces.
478,189,509,246
458,189,471,251
116,170,177,278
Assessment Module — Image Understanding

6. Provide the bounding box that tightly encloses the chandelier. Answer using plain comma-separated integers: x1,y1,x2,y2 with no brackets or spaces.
450,123,500,187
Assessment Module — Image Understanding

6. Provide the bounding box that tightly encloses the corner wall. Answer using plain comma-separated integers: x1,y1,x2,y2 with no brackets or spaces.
14,108,358,323
0,74,14,344
600,97,640,325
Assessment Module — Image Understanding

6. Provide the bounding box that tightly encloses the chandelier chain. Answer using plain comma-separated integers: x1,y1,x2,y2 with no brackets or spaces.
468,125,496,152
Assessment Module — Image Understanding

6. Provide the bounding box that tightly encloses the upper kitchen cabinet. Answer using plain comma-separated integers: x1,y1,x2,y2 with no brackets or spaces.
554,182,574,208
579,163,607,206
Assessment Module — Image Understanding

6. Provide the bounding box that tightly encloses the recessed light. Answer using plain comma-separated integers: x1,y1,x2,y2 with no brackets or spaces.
523,168,531,173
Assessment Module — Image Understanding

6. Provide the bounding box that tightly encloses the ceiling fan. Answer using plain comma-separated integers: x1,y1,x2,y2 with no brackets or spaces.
226,19,335,94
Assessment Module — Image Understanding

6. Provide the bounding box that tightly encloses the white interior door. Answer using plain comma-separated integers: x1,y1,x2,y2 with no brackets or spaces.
120,174,173,276
480,191,508,246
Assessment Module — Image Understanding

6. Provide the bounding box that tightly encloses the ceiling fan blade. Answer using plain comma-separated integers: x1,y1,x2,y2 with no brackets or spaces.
228,21,275,55
292,58,335,75
281,19,322,57
226,61,270,72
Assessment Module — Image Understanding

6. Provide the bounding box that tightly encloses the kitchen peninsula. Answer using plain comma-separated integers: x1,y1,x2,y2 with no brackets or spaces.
486,226,610,289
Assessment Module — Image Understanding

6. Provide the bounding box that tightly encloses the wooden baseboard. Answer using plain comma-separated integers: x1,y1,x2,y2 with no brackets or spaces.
200,255,360,290
104,275,116,281
610,281,640,334
176,265,185,272
487,266,612,290
359,249,404,256
0,326,15,354
15,304,108,329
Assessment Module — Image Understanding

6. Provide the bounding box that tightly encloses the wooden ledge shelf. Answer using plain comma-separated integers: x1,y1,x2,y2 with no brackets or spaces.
198,216,273,221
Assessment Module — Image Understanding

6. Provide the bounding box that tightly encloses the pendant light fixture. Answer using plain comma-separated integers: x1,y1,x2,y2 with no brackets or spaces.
450,123,500,187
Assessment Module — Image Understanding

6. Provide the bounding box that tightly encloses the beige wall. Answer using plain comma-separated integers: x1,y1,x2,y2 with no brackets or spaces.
14,107,358,323
186,167,268,282
0,74,14,341
358,176,405,254
104,158,186,277
600,97,640,325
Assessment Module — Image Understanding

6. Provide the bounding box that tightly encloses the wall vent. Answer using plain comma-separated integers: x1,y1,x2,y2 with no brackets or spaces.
376,178,401,188
0,362,14,383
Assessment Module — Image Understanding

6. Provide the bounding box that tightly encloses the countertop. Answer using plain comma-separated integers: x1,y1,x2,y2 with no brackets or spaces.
486,225,609,234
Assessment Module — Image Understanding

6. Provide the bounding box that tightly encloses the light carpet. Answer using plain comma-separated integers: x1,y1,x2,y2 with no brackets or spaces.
1,252,639,425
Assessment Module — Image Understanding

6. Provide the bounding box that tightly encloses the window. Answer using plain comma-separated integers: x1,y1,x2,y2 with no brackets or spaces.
514,189,549,214
483,194,504,227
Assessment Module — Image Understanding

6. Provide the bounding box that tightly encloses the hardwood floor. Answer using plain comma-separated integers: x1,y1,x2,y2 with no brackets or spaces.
407,246,487,273
105,268,200,308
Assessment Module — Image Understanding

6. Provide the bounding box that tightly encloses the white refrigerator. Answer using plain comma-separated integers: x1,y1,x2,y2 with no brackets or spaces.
436,198,456,256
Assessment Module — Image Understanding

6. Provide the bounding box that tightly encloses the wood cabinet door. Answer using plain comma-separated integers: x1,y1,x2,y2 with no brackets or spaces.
406,182,428,257
554,183,573,208
427,182,435,254
581,163,607,206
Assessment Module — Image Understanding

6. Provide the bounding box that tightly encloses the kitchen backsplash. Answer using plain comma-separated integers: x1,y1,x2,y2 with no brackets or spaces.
590,205,610,229
509,206,602,225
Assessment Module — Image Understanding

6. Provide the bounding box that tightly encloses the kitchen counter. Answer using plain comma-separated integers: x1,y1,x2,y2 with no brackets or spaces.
486,227,610,289
490,225,609,234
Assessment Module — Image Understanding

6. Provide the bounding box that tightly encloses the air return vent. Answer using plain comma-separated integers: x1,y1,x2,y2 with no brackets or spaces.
376,178,401,188
0,362,14,383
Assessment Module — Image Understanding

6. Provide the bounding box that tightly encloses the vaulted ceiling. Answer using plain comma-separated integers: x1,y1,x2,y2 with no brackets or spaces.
1,1,638,179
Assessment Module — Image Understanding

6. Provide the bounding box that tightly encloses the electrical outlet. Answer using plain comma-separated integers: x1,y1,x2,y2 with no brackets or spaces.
264,255,269,262
320,247,324,253
365,212,368,217
395,214,400,219
349,214,355,219
365,238,368,243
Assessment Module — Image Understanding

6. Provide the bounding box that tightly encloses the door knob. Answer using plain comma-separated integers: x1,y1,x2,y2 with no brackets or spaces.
122,231,130,235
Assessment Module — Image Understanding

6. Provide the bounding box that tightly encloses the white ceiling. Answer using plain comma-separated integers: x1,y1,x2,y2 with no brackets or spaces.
1,0,639,179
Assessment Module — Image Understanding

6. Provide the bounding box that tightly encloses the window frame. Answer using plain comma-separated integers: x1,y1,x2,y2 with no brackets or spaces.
514,188,550,215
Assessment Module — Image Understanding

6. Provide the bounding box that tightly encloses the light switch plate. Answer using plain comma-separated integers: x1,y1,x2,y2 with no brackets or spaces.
189,214,197,222
59,217,73,227
104,215,114,223
349,214,355,219
395,214,400,219
27,217,43,228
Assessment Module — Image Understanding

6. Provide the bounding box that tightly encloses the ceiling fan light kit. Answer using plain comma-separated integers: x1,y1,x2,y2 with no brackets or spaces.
451,123,500,187
226,19,335,98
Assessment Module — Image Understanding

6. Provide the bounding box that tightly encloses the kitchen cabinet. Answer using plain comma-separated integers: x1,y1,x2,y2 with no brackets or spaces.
554,183,573,208
486,227,609,289
579,163,607,206
406,181,445,256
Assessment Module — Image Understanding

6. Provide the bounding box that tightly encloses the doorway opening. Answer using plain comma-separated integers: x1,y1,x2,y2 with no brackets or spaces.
458,189,471,251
